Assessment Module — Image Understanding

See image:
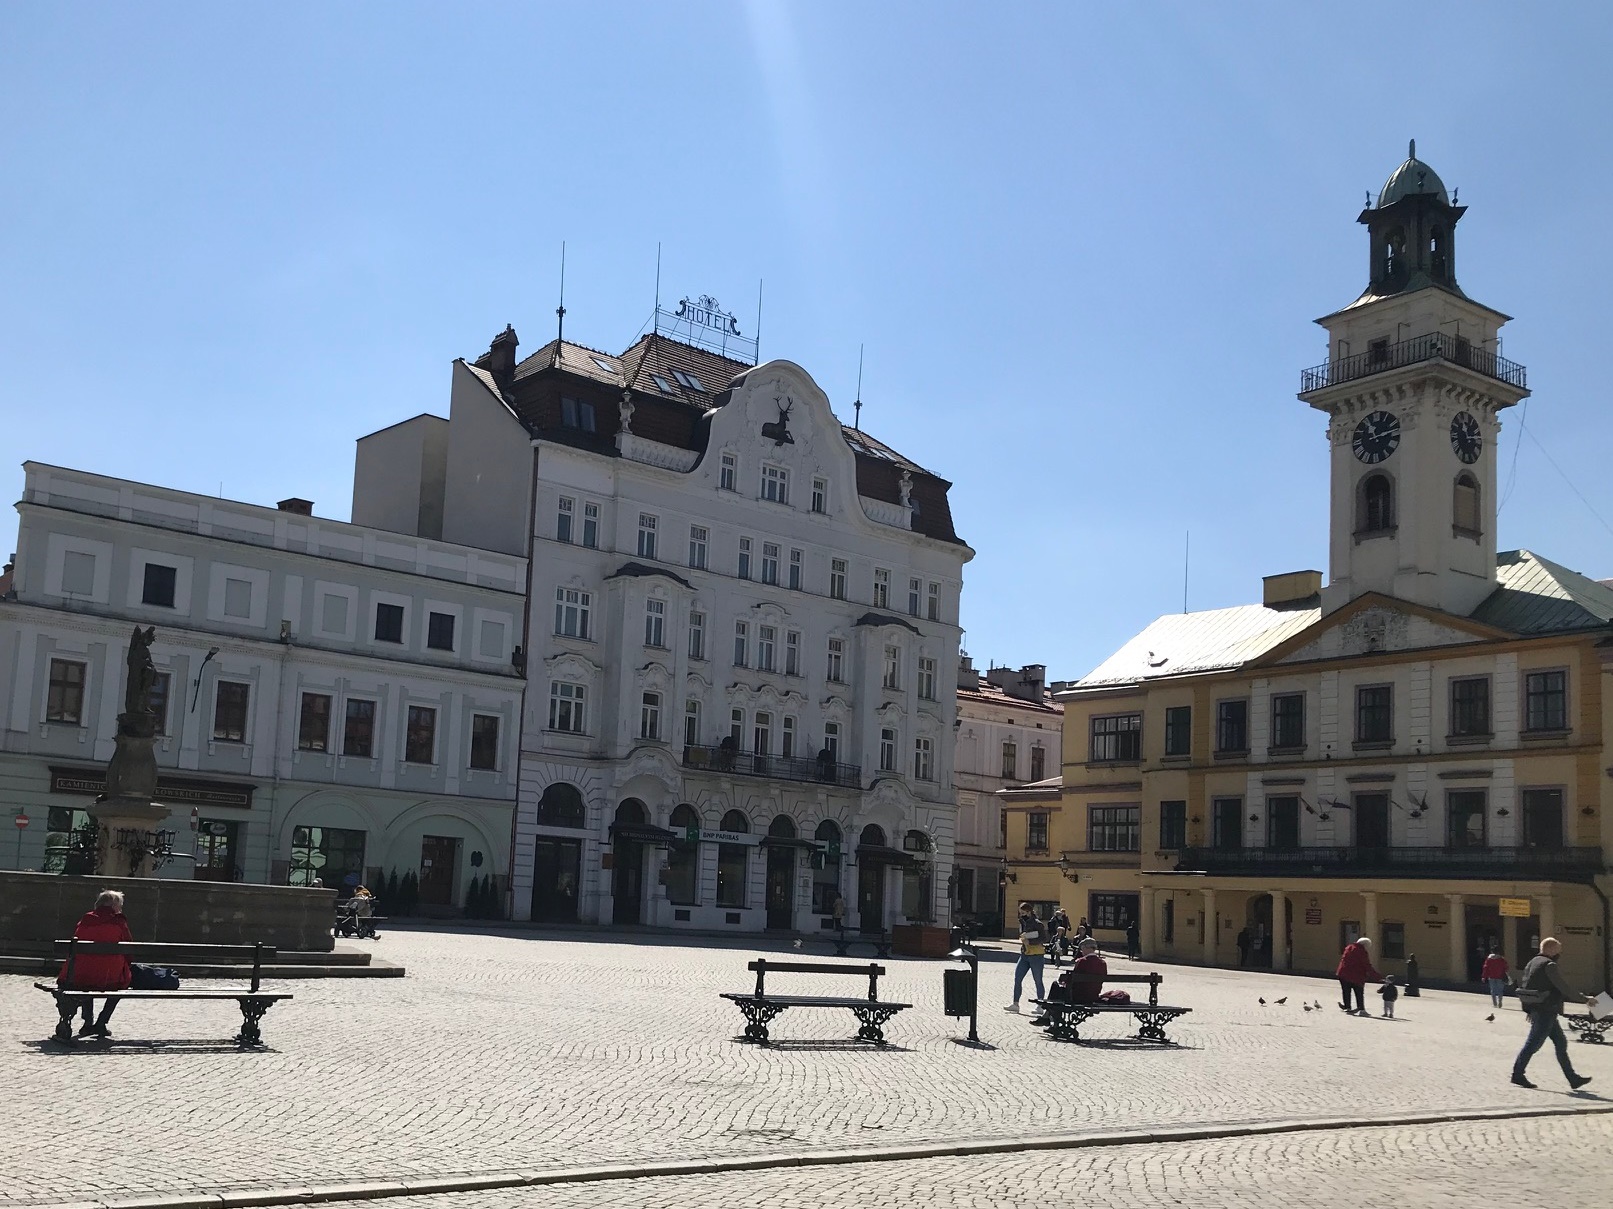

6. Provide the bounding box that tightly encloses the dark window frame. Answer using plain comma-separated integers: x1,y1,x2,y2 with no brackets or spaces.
1214,698,1249,754
1088,892,1140,931
1089,713,1142,763
1163,705,1192,757
404,705,437,765
45,658,87,725
1270,693,1305,750
1448,676,1491,737
426,611,456,652
1026,812,1049,852
212,680,251,743
1524,669,1568,733
343,698,377,758
1089,804,1141,853
1158,800,1187,850
141,562,178,608
1355,684,1394,744
297,692,332,752
374,602,405,645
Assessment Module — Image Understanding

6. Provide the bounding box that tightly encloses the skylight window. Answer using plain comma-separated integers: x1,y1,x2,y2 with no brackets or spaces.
651,374,677,394
672,369,705,392
591,356,616,374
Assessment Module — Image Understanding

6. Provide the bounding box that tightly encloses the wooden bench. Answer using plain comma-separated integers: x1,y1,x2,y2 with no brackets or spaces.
829,928,891,958
1031,972,1191,1044
1565,1013,1611,1044
36,939,293,1047
720,958,911,1045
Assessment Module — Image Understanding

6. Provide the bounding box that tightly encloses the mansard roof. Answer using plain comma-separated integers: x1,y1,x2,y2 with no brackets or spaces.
470,327,963,546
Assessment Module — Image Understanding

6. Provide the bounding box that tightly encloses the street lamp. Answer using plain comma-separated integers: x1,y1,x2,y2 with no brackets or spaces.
12,809,29,869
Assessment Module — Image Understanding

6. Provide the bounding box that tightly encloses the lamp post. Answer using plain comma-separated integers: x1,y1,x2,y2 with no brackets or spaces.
12,809,29,869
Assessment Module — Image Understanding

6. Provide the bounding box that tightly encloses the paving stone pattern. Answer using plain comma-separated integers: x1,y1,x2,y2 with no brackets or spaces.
337,1112,1613,1208
3,927,1608,1206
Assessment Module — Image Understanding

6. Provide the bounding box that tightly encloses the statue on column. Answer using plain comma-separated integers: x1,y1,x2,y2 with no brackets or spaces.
93,625,172,875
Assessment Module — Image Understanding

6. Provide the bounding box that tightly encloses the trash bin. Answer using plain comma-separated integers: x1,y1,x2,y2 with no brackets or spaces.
943,967,977,1018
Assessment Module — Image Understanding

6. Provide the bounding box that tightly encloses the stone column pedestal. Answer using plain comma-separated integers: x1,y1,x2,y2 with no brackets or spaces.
89,796,175,878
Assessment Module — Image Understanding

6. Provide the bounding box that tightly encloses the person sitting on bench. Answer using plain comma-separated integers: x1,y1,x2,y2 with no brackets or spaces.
1033,939,1107,1026
59,889,133,1038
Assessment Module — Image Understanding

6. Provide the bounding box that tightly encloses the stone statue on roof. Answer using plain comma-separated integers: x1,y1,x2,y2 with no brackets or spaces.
899,470,913,508
619,390,635,435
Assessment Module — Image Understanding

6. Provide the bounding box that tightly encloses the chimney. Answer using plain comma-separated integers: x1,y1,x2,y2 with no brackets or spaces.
480,325,519,392
276,498,314,516
956,651,980,692
987,663,1047,703
1263,570,1323,608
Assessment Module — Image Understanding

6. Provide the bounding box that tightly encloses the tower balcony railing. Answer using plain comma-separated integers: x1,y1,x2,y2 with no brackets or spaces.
681,743,862,789
1300,331,1527,394
1174,845,1603,883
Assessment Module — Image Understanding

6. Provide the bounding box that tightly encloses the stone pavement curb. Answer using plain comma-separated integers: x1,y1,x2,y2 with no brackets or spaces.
49,1101,1613,1209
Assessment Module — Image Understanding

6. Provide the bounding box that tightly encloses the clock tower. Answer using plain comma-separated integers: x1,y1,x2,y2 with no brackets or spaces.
1300,142,1529,617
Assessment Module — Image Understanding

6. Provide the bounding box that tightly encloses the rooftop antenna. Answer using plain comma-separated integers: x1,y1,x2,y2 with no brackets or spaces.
554,241,567,357
1182,530,1190,613
654,242,661,315
853,344,864,430
754,278,763,364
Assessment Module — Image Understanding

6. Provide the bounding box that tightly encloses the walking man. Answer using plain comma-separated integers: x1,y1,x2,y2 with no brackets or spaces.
1125,916,1141,960
1511,937,1596,1090
1004,902,1046,1014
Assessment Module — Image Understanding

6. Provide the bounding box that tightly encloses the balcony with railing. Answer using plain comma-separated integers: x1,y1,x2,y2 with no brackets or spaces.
1300,332,1527,394
681,743,862,790
1174,845,1603,883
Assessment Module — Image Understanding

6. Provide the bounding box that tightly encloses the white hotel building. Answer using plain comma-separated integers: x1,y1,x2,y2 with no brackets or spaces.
0,465,525,902
356,306,974,932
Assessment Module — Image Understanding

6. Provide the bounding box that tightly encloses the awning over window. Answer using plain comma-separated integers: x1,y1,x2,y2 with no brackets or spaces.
855,844,921,867
760,835,820,851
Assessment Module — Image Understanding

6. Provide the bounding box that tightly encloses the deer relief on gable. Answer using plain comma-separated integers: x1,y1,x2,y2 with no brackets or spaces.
761,396,795,446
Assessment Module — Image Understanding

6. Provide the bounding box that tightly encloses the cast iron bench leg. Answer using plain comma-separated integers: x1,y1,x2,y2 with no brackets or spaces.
52,994,77,1044
236,997,278,1047
850,1005,901,1044
736,1000,787,1044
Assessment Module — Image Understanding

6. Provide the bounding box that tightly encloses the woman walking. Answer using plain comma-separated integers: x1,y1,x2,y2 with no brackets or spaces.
1336,936,1382,1015
1481,949,1509,1008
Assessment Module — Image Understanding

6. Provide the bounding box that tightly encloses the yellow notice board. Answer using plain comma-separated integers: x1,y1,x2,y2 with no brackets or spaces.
1499,898,1532,918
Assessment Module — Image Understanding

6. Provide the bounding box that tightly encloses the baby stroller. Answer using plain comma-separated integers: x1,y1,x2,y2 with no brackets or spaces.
334,895,380,940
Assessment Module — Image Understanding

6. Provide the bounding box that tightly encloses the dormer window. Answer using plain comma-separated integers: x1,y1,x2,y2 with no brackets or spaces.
672,369,705,392
561,397,596,433
651,374,676,394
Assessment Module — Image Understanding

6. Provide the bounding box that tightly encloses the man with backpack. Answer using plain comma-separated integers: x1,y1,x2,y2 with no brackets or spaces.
1511,937,1596,1090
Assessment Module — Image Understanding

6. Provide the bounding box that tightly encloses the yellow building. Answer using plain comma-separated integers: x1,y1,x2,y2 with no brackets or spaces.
1021,146,1612,989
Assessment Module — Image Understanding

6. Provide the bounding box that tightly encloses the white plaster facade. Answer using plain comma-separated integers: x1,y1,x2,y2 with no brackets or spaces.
0,464,525,909
505,359,973,933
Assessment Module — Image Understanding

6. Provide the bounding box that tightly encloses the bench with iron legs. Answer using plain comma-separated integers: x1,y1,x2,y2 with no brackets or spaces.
829,928,891,959
1565,1013,1611,1044
36,939,293,1047
1032,972,1192,1044
720,958,911,1045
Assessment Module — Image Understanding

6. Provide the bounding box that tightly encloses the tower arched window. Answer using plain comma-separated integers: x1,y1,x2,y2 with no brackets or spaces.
1453,472,1481,536
1429,226,1448,280
1358,473,1395,535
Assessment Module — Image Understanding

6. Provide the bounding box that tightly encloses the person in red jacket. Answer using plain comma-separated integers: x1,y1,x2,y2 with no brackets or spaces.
58,890,133,1038
1336,936,1382,1015
1481,949,1510,1008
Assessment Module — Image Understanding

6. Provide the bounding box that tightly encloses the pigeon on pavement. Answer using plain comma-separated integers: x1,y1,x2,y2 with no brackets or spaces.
1258,997,1266,1005
1486,1014,1496,1022
1275,997,1288,1005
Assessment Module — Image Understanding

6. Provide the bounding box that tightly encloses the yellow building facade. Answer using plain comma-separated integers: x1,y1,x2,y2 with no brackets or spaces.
1015,147,1612,990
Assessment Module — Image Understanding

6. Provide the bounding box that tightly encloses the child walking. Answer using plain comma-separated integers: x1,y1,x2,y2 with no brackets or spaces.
1377,974,1400,1019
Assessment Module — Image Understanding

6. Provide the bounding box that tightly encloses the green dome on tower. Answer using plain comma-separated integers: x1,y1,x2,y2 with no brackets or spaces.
1377,139,1450,208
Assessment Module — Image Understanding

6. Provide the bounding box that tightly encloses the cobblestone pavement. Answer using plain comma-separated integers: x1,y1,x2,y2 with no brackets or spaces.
4,926,1609,1206
338,1112,1613,1208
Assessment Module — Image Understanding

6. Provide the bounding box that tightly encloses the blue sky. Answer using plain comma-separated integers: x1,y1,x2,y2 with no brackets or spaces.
4,3,1612,681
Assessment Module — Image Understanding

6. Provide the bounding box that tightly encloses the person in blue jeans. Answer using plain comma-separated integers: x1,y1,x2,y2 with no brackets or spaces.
1511,937,1595,1090
1004,903,1046,1014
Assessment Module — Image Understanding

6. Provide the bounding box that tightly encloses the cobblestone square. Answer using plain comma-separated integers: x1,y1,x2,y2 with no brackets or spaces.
4,927,1610,1208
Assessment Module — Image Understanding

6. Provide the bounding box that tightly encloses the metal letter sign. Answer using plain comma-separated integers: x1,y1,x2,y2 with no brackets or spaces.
654,293,759,364
676,295,741,336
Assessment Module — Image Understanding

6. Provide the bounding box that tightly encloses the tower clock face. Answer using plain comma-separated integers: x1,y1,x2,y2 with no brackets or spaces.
1450,411,1482,464
1351,411,1401,464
